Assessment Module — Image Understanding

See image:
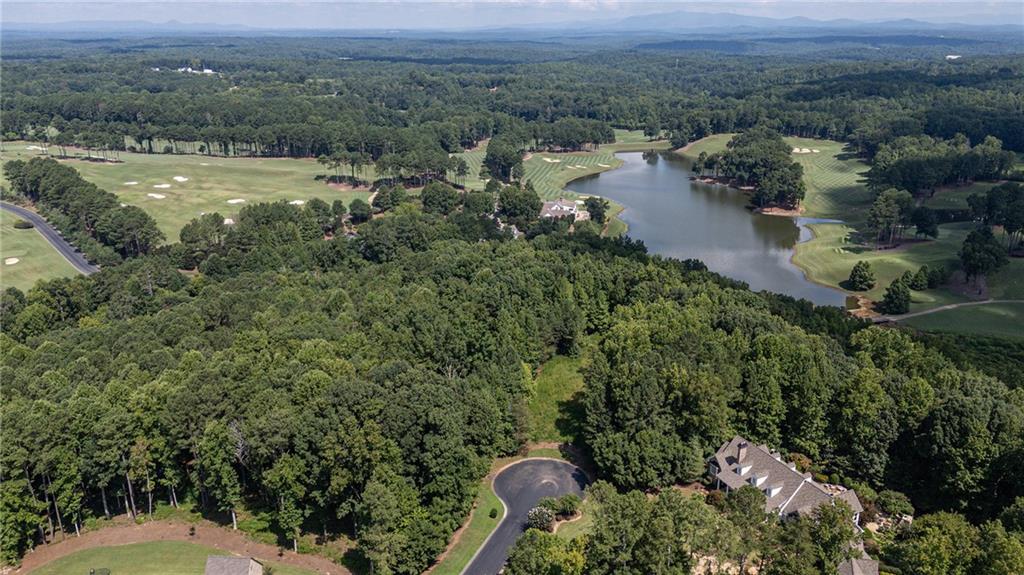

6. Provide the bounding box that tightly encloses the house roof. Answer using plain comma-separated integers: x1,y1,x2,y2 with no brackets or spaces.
838,558,880,575
204,556,262,575
540,199,577,218
711,436,864,517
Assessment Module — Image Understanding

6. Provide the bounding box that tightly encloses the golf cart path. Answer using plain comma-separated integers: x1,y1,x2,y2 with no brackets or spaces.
1,201,99,275
461,458,588,575
13,517,349,574
879,299,1024,322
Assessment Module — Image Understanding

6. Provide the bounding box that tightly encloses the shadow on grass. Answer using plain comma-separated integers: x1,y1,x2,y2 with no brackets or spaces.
553,389,586,446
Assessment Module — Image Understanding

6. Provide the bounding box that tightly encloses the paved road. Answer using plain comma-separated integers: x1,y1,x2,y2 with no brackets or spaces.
875,299,1024,323
1,201,99,275
462,459,589,575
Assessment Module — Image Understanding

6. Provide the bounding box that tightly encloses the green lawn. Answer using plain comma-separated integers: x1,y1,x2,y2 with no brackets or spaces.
2,143,372,242
555,499,596,541
528,356,585,443
924,181,998,210
29,541,315,575
679,134,871,222
904,302,1024,339
429,480,505,575
0,209,81,292
602,130,672,152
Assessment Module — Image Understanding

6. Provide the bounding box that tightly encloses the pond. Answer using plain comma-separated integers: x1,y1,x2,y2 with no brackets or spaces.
567,151,847,306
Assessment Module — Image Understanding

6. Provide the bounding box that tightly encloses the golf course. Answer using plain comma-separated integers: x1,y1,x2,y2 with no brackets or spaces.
0,209,80,292
679,133,1024,337
1,143,373,241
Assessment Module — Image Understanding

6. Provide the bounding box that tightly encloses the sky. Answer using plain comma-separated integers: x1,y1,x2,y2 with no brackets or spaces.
4,1,1023,29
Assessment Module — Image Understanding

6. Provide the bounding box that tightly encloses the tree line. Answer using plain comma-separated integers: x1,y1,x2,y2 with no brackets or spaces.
3,158,163,265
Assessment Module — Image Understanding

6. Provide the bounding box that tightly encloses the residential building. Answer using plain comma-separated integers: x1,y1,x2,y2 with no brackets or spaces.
204,556,264,575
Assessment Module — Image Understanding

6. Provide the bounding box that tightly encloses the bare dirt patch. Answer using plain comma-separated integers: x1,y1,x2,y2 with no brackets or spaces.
12,517,349,575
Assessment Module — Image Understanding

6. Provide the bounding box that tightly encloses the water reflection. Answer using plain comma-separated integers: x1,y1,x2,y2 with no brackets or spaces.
567,151,846,306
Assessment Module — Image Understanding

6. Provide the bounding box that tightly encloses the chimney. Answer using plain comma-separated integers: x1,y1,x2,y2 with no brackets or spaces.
737,441,748,463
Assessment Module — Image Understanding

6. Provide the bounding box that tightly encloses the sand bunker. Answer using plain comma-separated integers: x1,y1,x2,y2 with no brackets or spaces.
153,184,171,189
147,193,166,199
289,200,306,205
792,148,813,154
173,176,189,182
542,157,562,163
4,257,20,265
25,145,44,151
812,149,820,153
574,164,587,168
597,163,611,168
227,199,246,204
565,166,578,170
119,203,127,207
223,218,235,225
200,163,210,166
123,181,139,185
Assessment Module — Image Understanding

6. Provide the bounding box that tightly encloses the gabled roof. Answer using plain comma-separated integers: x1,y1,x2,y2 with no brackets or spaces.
711,436,864,517
838,558,880,575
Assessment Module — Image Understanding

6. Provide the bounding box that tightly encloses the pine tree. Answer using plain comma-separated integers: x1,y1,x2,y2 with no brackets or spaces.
847,261,876,291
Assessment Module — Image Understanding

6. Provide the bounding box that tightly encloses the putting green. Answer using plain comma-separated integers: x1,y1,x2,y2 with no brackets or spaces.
0,209,80,292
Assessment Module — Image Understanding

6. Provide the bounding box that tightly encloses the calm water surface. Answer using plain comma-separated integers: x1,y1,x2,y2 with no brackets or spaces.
567,151,846,306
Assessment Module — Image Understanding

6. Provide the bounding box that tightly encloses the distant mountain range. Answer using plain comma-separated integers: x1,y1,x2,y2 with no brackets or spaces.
4,9,1023,35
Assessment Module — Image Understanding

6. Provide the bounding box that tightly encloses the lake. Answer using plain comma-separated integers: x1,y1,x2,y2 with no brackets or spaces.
567,151,847,306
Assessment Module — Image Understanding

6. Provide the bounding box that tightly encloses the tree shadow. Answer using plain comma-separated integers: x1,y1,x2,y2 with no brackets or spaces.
553,389,586,445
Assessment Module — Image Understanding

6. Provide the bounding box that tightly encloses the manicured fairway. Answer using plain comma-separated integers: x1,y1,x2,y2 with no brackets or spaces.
680,134,871,222
0,209,80,291
523,151,624,199
2,143,372,241
924,181,999,210
29,540,316,575
527,356,585,443
603,129,672,152
904,302,1024,339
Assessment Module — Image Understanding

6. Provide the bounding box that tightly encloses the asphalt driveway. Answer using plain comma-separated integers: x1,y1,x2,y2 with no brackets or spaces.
462,458,589,575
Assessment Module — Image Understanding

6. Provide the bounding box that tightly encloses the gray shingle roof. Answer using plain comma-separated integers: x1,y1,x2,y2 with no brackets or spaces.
710,436,864,519
838,558,880,575
204,556,263,575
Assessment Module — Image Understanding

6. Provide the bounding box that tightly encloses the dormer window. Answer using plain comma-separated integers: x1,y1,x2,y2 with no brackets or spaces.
738,464,752,476
768,485,782,497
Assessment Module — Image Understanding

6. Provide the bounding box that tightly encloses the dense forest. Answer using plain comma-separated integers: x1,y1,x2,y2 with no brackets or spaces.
2,179,1023,571
2,30,1024,575
3,36,1023,173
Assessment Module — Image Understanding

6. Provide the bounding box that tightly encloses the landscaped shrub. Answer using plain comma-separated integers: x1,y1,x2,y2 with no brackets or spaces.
12,219,33,229
526,506,555,532
489,508,498,519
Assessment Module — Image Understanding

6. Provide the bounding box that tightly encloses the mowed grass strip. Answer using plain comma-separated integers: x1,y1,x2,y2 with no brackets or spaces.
29,540,316,575
2,143,372,241
0,209,80,292
904,302,1024,339
429,481,505,575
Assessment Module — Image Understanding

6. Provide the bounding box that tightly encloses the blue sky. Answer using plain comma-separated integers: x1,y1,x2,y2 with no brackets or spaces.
4,1,1022,29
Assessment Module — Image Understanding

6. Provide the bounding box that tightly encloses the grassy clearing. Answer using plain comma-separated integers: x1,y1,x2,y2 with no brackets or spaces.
29,541,315,575
602,129,672,152
528,356,585,443
555,499,596,541
904,302,1024,339
430,479,505,575
0,209,80,291
924,181,998,210
793,222,975,310
1,143,372,241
